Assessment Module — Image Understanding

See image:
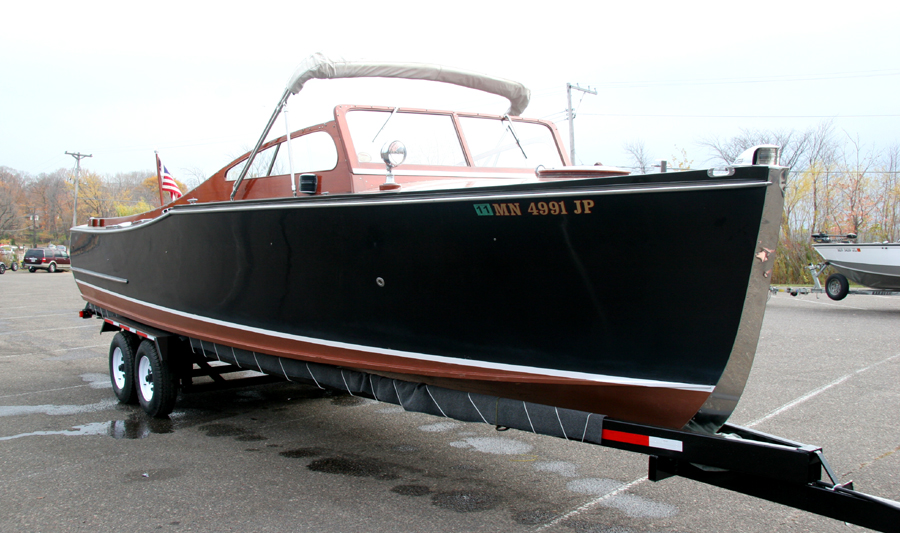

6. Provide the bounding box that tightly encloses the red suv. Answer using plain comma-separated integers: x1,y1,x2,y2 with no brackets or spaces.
24,248,71,273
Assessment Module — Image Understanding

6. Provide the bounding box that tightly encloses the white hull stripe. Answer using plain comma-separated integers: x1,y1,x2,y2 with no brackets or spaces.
77,280,715,393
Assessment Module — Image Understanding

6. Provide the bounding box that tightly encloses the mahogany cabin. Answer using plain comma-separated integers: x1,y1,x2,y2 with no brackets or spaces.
88,105,629,228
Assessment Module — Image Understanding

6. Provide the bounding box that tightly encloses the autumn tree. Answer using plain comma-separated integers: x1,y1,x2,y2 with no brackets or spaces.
0,167,26,239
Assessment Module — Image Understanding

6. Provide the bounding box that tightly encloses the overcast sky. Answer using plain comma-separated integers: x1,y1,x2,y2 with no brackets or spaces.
2,0,898,185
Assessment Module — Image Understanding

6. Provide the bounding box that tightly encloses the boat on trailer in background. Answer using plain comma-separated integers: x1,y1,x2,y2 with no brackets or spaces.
67,53,900,531
811,233,900,300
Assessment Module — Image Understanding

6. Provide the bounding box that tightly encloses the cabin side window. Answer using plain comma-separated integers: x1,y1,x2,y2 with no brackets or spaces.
458,117,564,169
225,131,338,181
346,111,466,167
225,144,279,181
270,131,338,175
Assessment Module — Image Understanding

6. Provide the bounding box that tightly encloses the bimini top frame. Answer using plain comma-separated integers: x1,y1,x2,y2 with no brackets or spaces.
230,53,532,200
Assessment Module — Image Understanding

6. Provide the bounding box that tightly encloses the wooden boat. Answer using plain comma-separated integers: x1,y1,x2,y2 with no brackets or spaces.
70,54,786,433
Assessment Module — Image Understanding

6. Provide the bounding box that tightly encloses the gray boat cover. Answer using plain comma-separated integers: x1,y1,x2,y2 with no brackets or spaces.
286,53,531,117
191,338,606,445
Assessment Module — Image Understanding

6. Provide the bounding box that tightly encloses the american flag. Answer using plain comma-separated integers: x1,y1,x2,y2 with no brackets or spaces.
156,154,183,200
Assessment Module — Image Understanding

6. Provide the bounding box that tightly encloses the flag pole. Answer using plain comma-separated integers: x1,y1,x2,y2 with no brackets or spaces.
155,151,166,206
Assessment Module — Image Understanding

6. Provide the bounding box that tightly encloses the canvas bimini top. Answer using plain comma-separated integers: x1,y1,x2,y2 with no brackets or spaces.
231,53,533,200
285,53,531,116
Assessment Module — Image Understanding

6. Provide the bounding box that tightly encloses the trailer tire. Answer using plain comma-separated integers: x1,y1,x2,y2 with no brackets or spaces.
10,262,17,271
825,273,849,301
109,332,137,404
0,264,5,275
135,340,177,417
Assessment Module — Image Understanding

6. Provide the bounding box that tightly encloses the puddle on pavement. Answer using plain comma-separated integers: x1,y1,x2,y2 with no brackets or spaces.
197,422,266,442
0,414,172,441
279,447,326,458
0,397,118,417
391,484,431,497
108,415,174,439
0,422,111,441
431,490,500,512
307,456,401,480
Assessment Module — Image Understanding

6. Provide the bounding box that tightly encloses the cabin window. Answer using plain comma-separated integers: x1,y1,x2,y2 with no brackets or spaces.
270,131,338,175
458,117,564,168
346,110,466,167
225,144,279,181
225,131,337,181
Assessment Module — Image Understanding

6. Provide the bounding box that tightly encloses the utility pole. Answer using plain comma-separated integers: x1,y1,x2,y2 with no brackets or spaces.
30,209,38,249
566,83,597,165
66,151,92,246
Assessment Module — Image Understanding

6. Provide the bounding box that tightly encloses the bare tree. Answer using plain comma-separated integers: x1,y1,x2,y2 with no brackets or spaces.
622,140,652,174
698,121,837,171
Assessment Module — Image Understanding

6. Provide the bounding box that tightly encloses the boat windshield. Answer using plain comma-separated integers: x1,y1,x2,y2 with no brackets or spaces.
459,116,563,168
347,111,467,167
346,110,564,169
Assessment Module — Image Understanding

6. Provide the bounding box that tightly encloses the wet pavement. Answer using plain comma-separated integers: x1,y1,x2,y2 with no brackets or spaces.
1,271,898,532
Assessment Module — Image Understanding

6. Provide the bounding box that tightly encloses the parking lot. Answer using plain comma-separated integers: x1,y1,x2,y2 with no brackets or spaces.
1,271,898,532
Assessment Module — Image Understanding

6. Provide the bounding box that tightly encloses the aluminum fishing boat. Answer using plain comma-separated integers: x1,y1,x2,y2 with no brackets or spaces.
70,54,786,433
812,234,900,291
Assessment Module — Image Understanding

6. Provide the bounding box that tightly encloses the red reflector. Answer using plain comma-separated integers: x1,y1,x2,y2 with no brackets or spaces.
603,429,649,447
602,429,683,452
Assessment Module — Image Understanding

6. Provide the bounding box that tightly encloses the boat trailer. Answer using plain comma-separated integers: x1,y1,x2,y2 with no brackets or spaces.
82,305,900,532
771,262,900,301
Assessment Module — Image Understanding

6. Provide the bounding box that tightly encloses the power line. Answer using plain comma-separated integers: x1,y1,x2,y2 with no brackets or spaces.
580,113,900,118
591,68,900,89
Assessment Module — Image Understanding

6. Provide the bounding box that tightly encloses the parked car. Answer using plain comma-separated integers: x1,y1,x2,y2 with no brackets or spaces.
0,245,19,274
23,248,71,273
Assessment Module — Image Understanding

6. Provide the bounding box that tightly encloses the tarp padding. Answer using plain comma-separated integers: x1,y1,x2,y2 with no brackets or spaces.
285,53,531,117
190,339,605,445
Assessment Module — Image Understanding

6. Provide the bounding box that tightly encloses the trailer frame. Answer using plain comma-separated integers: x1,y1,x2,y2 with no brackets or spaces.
80,303,900,532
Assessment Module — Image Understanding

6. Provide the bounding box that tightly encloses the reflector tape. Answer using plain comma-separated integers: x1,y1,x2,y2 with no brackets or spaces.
602,429,683,452
103,318,156,341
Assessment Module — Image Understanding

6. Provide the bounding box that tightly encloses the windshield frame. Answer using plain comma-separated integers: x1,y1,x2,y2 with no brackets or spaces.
335,105,568,175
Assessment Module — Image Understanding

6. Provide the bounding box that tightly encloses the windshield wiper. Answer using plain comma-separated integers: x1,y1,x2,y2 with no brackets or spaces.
502,115,528,159
372,107,399,143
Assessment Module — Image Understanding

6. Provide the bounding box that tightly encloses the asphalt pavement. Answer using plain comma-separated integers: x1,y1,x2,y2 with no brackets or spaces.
1,271,898,532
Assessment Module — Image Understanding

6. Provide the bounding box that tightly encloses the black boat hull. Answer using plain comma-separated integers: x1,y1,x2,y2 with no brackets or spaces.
71,167,784,430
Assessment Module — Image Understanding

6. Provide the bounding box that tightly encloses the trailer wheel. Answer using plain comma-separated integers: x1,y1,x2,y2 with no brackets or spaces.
109,332,137,404
0,264,5,275
10,262,17,271
825,273,849,301
135,340,177,417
